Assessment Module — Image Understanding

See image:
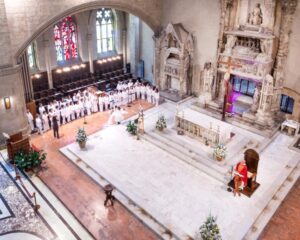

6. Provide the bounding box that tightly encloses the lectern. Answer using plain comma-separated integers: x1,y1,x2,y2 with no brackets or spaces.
6,132,30,160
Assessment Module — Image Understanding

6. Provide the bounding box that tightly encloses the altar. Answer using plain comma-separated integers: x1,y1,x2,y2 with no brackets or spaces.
176,108,233,145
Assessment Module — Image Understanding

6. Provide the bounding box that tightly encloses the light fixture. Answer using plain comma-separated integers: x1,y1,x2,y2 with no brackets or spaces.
103,59,107,63
72,65,79,70
4,97,11,109
116,56,121,60
112,57,116,61
34,73,41,79
80,63,86,68
63,67,71,72
107,58,112,62
56,69,62,74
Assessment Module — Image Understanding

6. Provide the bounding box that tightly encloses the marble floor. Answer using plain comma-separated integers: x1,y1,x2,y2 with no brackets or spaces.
4,98,298,240
30,100,158,240
62,101,300,240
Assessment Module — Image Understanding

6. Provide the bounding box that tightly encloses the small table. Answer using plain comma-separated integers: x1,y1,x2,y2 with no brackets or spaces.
281,120,300,136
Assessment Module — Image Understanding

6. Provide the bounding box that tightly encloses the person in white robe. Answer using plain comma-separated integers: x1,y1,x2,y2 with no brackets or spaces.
104,95,110,111
26,109,34,132
146,86,152,103
35,114,43,135
98,96,104,112
140,84,146,100
38,103,45,115
60,106,66,125
86,98,92,115
122,89,128,106
42,111,49,131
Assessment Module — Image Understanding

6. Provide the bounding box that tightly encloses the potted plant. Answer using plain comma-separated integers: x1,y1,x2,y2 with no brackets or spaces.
213,143,226,161
14,149,46,172
195,214,222,240
76,127,88,149
126,121,137,135
156,115,167,132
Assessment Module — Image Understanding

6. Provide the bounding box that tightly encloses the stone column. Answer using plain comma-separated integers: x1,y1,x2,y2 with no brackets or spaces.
272,0,298,111
43,39,53,89
153,37,162,89
122,29,127,68
0,0,28,144
87,33,94,74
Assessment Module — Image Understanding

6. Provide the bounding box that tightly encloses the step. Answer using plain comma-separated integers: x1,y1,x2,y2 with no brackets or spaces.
150,129,228,174
141,132,226,183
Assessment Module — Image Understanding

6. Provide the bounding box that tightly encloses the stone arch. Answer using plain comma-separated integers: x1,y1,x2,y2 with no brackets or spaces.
13,0,161,61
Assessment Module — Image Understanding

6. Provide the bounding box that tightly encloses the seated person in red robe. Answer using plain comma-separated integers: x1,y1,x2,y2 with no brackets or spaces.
233,159,248,196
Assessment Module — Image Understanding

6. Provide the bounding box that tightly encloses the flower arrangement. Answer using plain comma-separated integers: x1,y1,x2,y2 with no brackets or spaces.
76,127,87,143
195,214,222,240
126,121,137,135
213,143,226,161
156,115,167,131
76,128,87,149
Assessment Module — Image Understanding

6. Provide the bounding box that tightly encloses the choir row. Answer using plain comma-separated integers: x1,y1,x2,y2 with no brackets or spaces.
26,82,160,135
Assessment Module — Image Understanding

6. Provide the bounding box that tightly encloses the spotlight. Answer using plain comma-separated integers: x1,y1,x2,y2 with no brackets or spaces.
116,56,121,60
107,58,112,62
80,64,86,68
112,57,116,61
56,69,62,74
72,65,79,70
103,59,107,63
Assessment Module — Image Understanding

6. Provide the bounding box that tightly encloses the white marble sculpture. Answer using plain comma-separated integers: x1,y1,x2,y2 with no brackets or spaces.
248,3,263,26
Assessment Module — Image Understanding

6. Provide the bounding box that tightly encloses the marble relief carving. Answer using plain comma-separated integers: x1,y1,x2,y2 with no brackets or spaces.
202,0,298,128
154,23,194,98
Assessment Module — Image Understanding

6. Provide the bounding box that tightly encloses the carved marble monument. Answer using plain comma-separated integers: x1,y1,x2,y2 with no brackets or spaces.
155,23,194,101
198,0,298,130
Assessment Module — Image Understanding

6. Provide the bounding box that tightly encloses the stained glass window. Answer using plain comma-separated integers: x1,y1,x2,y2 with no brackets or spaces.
54,16,78,62
27,43,37,69
96,8,115,54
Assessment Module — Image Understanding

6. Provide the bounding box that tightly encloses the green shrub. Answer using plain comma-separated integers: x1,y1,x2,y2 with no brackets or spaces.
14,149,46,171
126,121,137,135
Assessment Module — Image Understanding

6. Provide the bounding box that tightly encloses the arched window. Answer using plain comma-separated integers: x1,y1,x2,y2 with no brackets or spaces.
27,43,37,69
54,16,78,62
96,8,115,54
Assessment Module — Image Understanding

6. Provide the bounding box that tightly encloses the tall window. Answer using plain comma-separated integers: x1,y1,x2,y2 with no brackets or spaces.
27,43,37,69
231,77,256,97
280,94,294,114
54,16,78,62
96,8,115,54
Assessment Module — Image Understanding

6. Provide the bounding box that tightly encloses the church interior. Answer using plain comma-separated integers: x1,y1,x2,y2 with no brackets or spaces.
0,0,300,239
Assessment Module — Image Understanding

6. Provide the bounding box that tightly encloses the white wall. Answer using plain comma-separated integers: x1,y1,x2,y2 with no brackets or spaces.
161,0,221,94
140,21,154,83
284,3,300,94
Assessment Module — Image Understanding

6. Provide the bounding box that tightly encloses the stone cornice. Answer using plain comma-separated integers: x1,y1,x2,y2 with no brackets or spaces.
0,64,22,77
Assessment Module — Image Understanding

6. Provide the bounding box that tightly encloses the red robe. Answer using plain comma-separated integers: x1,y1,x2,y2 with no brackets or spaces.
235,162,248,186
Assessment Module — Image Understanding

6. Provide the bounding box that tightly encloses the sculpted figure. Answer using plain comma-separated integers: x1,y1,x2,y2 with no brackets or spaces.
248,3,263,26
203,62,214,93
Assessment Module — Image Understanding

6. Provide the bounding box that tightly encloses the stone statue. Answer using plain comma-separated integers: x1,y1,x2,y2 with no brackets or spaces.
203,62,214,93
224,35,237,55
260,39,273,59
248,3,263,26
251,86,260,112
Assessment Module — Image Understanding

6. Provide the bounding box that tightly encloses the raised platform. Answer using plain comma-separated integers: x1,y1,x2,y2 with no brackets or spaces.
192,101,281,138
60,113,300,239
